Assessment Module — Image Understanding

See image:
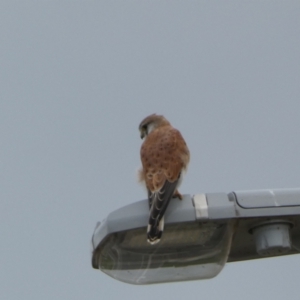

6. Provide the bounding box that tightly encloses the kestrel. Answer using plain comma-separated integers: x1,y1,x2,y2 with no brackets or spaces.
138,114,190,244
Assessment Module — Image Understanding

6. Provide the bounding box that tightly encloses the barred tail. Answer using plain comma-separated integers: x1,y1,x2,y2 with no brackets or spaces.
146,177,180,245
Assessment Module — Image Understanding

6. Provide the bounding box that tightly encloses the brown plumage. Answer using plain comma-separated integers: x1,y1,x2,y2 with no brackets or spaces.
138,114,190,244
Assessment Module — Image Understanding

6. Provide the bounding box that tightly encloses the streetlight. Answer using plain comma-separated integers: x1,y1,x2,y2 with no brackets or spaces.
91,188,300,285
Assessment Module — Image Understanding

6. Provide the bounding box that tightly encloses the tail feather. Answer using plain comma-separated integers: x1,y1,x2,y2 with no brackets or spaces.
147,176,180,244
147,217,164,244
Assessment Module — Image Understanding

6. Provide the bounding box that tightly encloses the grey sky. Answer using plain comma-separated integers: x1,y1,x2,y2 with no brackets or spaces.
1,1,300,299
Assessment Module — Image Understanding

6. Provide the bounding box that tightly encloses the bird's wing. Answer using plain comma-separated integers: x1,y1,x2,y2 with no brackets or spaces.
141,126,187,188
148,175,180,224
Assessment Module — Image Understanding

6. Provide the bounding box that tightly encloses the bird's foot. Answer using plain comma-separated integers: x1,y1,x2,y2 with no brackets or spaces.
173,189,183,200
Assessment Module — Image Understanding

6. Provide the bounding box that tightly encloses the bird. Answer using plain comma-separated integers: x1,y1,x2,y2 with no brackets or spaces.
138,114,190,245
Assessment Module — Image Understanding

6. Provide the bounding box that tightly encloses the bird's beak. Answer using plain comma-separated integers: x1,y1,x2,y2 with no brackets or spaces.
140,128,146,139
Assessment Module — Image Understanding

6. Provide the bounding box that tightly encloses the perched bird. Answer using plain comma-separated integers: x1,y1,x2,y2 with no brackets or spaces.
138,114,190,244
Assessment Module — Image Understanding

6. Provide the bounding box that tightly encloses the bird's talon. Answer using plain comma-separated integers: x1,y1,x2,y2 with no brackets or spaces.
173,190,183,200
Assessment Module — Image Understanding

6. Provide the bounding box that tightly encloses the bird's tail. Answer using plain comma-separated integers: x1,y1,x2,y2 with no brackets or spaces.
147,216,164,245
146,178,180,245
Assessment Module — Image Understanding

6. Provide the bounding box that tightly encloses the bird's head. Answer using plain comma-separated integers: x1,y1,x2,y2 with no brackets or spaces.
139,114,170,139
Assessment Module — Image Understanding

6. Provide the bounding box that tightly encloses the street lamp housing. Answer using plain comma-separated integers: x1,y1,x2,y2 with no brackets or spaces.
91,189,300,284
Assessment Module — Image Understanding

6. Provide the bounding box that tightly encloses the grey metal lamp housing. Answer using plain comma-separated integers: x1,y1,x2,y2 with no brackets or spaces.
91,188,300,285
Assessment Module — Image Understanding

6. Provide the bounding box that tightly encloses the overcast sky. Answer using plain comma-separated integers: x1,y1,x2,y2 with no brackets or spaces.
1,1,300,299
